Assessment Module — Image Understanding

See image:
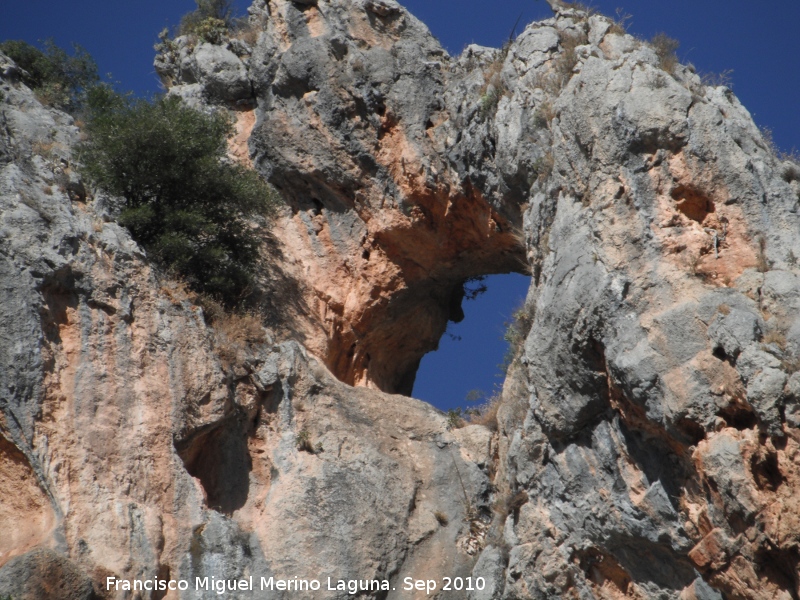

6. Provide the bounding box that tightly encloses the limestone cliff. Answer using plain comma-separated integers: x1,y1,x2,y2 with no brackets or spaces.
2,1,800,599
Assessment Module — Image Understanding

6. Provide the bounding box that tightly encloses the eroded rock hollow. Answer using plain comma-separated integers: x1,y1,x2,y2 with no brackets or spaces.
2,0,800,598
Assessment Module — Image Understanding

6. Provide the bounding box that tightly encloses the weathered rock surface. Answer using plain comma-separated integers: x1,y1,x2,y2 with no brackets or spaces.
2,0,800,598
0,45,491,599
158,0,529,395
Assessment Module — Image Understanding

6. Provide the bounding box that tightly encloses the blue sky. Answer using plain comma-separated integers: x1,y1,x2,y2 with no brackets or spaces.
413,273,529,411
3,1,799,410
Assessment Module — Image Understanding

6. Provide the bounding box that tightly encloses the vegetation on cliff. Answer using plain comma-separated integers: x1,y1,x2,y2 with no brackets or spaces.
78,86,276,302
179,0,235,37
0,39,97,110
0,37,276,304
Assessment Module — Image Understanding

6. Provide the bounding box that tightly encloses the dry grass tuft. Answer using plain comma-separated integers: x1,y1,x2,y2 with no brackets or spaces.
193,294,267,367
533,100,557,128
781,160,800,185
608,9,632,35
763,329,788,352
650,33,680,75
434,511,449,526
756,236,769,273
561,1,592,11
700,69,734,89
782,355,800,374
159,277,194,305
552,30,588,86
214,310,266,366
478,50,510,118
32,140,58,159
493,489,529,522
231,17,266,47
500,304,534,373
534,151,555,182
469,394,502,432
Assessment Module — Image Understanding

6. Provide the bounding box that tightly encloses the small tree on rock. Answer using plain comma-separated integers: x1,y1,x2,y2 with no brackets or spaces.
179,0,235,41
78,86,277,303
0,39,98,110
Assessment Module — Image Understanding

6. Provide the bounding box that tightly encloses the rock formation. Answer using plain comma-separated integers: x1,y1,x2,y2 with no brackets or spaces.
2,0,800,598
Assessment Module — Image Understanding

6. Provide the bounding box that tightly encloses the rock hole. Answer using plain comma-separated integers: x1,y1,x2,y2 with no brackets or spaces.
750,448,783,491
675,418,706,445
712,345,730,363
413,273,529,411
291,0,316,11
176,417,251,514
39,270,80,346
576,547,634,596
671,185,715,223
153,564,171,600
755,547,800,600
717,403,758,431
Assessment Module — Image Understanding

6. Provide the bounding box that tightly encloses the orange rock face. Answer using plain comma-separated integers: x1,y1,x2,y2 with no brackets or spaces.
0,435,56,564
239,0,528,394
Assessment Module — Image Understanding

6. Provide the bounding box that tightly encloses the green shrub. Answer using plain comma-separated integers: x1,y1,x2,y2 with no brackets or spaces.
180,0,234,40
499,305,533,373
446,408,466,430
78,86,277,303
0,39,98,110
479,87,502,118
296,428,316,453
193,17,229,44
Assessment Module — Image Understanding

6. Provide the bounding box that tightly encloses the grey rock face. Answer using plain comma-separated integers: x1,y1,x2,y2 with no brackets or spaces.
471,6,800,598
0,549,94,600
3,0,800,598
191,43,252,102
468,546,506,600
156,6,800,596
155,37,253,105
708,308,763,360
0,47,491,599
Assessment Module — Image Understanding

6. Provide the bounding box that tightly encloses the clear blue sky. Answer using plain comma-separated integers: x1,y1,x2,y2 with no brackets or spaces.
3,1,799,411
413,273,530,411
